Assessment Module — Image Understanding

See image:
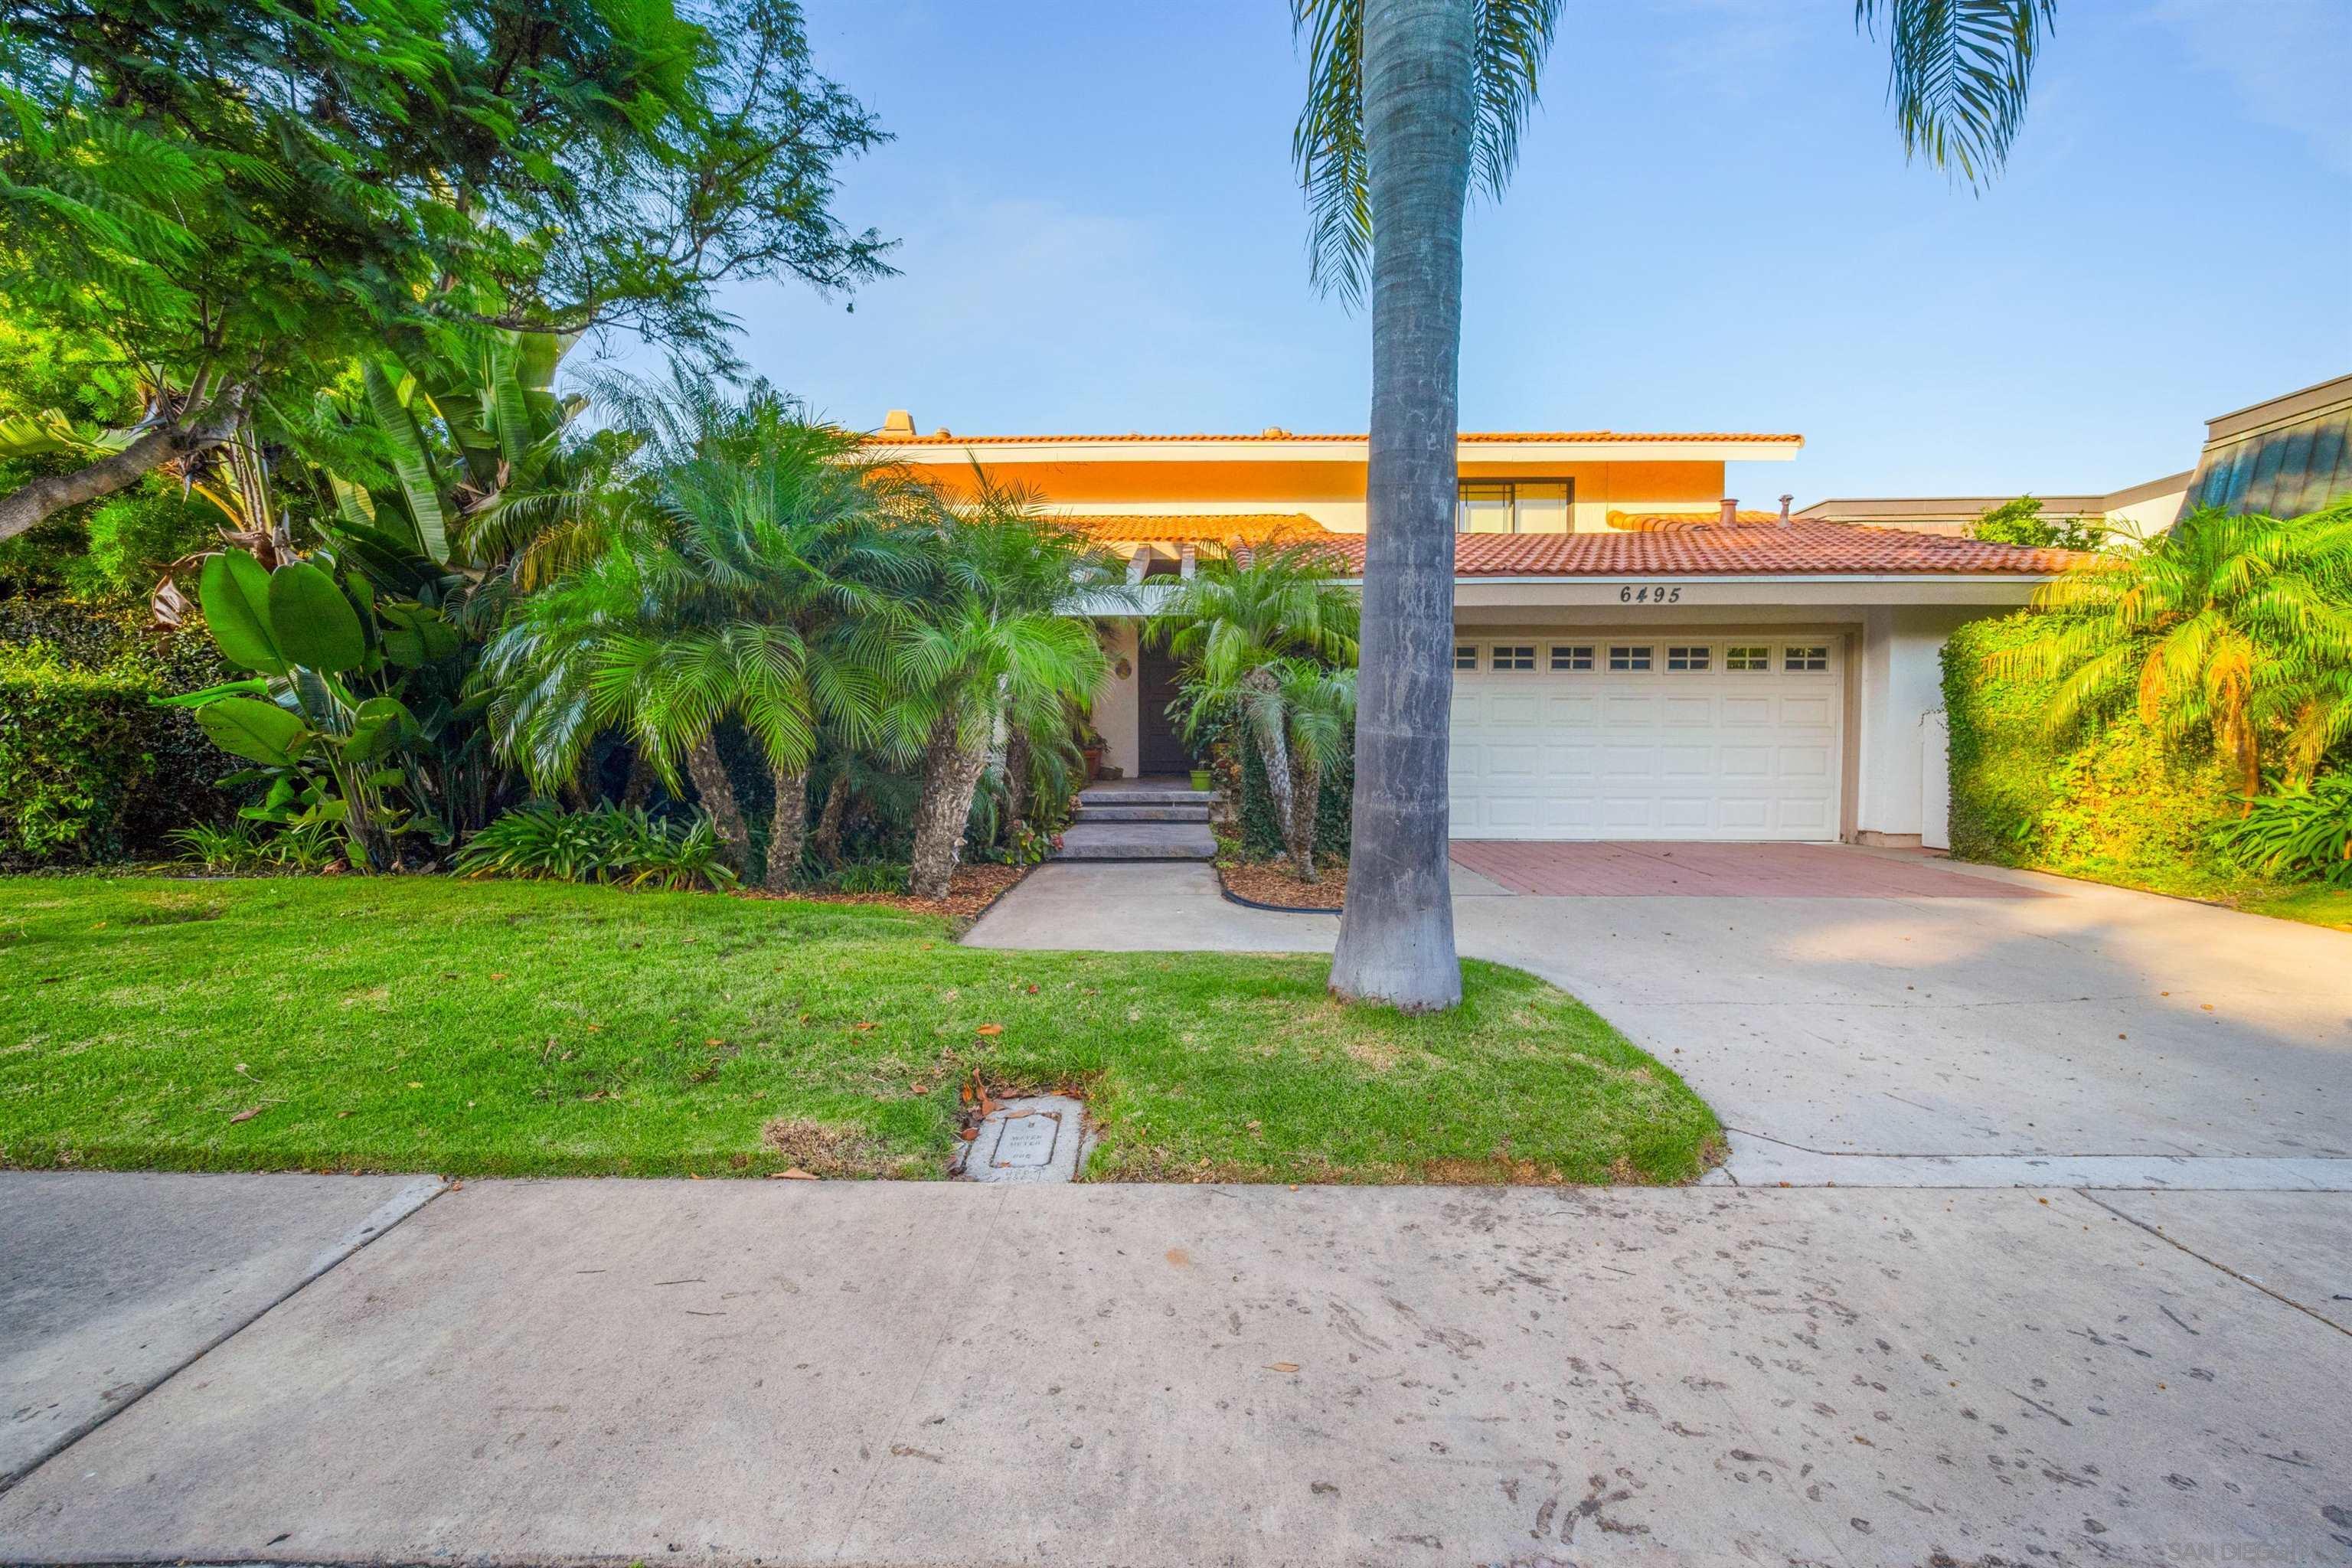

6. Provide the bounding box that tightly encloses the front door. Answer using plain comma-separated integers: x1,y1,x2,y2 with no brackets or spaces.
1136,641,1196,776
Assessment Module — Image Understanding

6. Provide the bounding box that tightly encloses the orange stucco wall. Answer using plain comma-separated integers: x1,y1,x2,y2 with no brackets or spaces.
899,455,1729,534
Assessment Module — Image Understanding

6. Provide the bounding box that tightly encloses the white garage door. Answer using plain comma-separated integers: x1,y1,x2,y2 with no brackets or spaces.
1448,635,1843,841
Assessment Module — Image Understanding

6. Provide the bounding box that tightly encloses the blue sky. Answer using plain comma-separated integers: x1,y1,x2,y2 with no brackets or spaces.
645,0,2352,505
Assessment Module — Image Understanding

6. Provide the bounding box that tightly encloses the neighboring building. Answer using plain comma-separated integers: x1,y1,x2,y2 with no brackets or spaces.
1794,473,2191,541
1793,371,2352,542
872,417,2079,848
2180,373,2352,519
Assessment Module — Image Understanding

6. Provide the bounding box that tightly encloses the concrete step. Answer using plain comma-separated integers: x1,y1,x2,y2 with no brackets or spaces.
1076,787,1215,808
1053,821,1217,861
1076,804,1211,823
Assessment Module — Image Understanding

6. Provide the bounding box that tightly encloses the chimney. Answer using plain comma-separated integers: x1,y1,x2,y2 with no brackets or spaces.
880,409,916,436
1778,493,1794,528
1719,497,1739,528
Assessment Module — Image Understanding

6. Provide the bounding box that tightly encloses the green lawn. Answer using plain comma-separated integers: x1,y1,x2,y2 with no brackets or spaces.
0,875,1720,1184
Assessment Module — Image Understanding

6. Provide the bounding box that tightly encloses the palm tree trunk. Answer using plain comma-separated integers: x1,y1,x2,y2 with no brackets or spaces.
620,749,656,808
909,710,989,900
1002,729,1032,848
1287,752,1323,884
764,766,809,892
683,730,750,874
813,773,850,867
1328,0,1472,1012
1246,671,1298,839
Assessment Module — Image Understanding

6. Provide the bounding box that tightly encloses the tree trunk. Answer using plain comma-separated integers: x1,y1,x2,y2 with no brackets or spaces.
813,773,850,867
620,749,656,808
683,730,750,874
1328,0,1471,1012
1245,671,1297,841
1001,729,1032,848
1286,751,1323,884
764,766,809,892
0,390,245,543
908,709,990,900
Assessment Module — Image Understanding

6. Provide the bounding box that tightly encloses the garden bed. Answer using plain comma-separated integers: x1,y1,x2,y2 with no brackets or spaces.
753,863,1030,923
0,874,1722,1184
1220,858,1346,912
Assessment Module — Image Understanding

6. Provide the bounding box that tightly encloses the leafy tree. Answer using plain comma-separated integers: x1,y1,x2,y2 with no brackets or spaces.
892,489,1116,901
1151,540,1360,880
1292,0,2058,1009
0,0,891,544
1992,503,2352,805
482,381,923,890
1975,495,2105,552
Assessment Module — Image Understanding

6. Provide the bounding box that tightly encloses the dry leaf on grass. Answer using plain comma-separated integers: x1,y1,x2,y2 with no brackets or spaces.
975,1023,1003,1037
227,1106,263,1123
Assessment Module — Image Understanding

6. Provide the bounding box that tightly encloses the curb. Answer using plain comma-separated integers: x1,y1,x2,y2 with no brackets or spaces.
1217,880,1343,916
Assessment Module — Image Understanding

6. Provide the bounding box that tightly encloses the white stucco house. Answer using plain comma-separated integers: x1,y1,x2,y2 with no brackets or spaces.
868,417,2081,849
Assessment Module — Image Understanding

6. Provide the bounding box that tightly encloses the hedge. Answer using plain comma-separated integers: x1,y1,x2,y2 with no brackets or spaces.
1942,612,2244,893
0,603,234,867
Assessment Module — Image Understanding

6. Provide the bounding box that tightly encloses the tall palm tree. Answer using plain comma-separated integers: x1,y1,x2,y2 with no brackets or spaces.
894,483,1117,900
482,382,923,889
1151,539,1360,875
1994,503,2352,805
1294,0,2058,1009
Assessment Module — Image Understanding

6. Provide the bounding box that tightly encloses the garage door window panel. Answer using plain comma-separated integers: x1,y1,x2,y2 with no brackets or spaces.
1609,645,1653,671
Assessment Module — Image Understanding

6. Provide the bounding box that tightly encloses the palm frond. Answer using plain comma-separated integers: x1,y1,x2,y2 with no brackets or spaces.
1857,0,2056,188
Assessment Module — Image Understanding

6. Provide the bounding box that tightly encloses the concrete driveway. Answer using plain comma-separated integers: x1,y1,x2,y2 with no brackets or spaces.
967,850,2352,1187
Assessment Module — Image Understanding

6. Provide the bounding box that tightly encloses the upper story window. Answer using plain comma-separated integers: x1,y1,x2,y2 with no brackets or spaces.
1457,480,1573,534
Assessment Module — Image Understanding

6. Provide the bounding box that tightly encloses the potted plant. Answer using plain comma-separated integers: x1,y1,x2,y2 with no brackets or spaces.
1189,765,1214,793
1077,723,1106,782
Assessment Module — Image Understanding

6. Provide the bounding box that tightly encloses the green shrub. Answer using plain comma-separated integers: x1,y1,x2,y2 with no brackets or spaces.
1234,724,1352,862
0,601,235,865
813,861,908,894
455,803,738,891
2213,774,2352,887
1943,612,2246,891
0,642,162,864
170,819,344,874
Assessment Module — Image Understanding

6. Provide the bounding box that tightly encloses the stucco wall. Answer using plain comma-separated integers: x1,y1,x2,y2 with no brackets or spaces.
1853,605,1986,843
910,458,1731,537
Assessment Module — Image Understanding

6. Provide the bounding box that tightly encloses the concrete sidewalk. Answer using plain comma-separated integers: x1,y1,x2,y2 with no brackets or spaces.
0,1170,444,1488
4,1174,2349,1566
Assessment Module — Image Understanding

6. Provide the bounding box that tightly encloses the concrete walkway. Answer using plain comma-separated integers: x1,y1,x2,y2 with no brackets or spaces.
4,1175,2348,1566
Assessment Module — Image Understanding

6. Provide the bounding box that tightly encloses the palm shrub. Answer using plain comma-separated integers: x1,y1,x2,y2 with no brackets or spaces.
1153,541,1360,880
891,488,1117,900
2213,775,2352,887
483,377,926,890
1991,502,2352,805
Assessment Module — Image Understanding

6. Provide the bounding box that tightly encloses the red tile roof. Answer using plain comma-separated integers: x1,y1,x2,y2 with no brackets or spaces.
879,430,1803,446
1606,509,1788,531
1053,509,2078,575
1055,512,1328,544
1317,521,2081,577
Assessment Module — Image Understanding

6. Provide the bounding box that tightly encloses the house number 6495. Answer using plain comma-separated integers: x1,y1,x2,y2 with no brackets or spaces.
1619,584,1682,603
